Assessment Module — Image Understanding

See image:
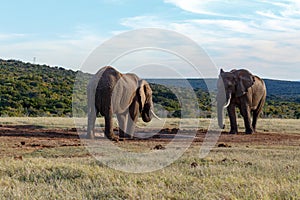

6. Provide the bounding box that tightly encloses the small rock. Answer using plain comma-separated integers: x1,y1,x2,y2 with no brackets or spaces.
221,158,228,162
20,141,26,145
14,155,23,160
70,128,77,132
153,144,166,150
30,144,41,147
245,161,253,166
285,165,294,170
218,143,231,148
191,162,198,168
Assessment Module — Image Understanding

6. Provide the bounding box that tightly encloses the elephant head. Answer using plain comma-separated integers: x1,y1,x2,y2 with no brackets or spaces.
217,69,255,129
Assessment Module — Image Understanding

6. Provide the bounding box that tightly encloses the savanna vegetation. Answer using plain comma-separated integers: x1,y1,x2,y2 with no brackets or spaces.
1,59,299,118
0,116,299,199
0,59,300,199
1,145,300,199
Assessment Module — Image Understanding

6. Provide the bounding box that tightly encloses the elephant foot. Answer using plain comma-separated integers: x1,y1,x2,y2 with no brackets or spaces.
119,133,133,141
245,129,254,134
218,124,225,129
106,134,119,142
86,133,95,139
229,130,238,134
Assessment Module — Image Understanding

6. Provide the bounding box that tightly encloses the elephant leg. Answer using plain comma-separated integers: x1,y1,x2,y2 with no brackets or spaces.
240,105,253,134
126,100,139,139
87,107,97,139
125,112,135,139
117,113,127,140
104,112,119,141
252,110,258,133
227,104,238,134
252,98,265,133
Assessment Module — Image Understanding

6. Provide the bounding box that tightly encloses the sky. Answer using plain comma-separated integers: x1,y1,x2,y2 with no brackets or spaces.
1,0,300,80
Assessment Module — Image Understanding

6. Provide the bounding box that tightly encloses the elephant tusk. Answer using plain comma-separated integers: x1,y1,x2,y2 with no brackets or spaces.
223,93,231,108
151,109,162,120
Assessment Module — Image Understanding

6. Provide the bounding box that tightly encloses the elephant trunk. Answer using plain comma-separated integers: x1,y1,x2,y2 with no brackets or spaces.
141,103,152,122
142,111,151,122
217,92,231,129
142,102,161,122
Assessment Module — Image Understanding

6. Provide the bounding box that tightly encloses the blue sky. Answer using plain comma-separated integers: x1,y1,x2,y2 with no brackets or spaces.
1,0,300,80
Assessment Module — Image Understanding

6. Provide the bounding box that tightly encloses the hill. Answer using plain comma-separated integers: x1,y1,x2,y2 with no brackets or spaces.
0,59,299,118
147,78,300,118
0,59,87,116
147,78,300,98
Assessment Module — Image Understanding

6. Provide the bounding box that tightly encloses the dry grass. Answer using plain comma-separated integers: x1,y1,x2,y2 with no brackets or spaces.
0,117,299,133
0,117,299,199
0,145,299,199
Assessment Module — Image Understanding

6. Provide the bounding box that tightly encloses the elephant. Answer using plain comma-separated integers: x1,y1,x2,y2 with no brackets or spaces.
87,66,158,141
217,69,266,134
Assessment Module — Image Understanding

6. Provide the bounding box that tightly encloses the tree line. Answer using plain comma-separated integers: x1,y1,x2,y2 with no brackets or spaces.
0,59,299,118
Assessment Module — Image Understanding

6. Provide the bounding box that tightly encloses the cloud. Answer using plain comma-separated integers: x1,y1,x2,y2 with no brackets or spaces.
119,0,300,80
0,28,106,69
0,33,27,41
164,0,284,18
2,0,299,80
164,0,226,16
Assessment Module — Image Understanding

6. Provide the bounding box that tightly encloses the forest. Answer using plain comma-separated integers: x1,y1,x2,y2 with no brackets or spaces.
0,59,299,118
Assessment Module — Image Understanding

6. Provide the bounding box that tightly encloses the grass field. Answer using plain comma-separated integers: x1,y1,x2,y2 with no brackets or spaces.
0,117,299,199
0,117,299,133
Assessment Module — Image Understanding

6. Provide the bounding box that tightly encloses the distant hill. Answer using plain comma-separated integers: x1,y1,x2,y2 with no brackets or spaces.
0,59,299,118
263,79,300,103
147,78,300,98
0,59,89,117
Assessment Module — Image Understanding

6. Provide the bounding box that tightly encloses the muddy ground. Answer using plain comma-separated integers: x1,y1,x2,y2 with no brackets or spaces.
1,125,300,158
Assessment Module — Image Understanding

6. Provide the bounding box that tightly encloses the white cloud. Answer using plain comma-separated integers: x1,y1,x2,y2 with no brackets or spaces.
0,28,106,70
0,33,26,41
280,0,300,16
164,0,231,16
2,1,300,80
119,0,300,80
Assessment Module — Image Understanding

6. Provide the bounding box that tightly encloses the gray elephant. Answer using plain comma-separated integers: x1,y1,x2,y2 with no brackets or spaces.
87,66,158,141
217,69,266,134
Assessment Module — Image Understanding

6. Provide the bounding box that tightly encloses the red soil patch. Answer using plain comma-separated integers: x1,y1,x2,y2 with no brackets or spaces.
0,125,300,157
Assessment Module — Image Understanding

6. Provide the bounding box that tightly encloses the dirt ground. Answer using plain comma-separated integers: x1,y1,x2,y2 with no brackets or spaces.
1,125,300,158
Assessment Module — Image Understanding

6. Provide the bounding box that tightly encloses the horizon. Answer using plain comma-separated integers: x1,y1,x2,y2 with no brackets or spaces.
1,1,300,81
1,58,299,82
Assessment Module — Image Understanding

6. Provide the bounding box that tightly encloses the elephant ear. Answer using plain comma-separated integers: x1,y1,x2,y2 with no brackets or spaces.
138,80,151,111
235,69,255,97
